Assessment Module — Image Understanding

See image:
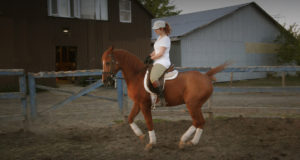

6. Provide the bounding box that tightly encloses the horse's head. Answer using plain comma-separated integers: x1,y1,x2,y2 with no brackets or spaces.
102,46,120,87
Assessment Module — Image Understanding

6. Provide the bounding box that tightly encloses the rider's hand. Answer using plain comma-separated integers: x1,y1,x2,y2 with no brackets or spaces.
150,52,155,57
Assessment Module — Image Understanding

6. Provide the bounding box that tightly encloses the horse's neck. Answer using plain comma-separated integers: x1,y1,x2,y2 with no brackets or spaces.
117,52,145,86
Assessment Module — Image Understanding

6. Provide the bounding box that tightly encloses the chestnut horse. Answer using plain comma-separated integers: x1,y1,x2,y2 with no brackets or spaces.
102,47,228,151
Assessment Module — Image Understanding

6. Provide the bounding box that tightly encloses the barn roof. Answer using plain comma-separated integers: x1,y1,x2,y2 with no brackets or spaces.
152,2,281,41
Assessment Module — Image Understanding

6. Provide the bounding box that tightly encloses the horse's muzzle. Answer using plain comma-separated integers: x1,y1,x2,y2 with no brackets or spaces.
103,76,115,87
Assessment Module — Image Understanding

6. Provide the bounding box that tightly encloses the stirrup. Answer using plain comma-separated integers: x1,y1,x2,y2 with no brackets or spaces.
159,96,166,106
157,97,167,107
151,104,157,110
151,97,166,110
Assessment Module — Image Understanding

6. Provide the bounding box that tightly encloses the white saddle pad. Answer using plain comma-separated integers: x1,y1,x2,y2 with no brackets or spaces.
143,70,178,107
164,70,179,80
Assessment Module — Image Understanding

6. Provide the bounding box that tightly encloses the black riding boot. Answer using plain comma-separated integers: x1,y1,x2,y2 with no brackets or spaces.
152,80,166,107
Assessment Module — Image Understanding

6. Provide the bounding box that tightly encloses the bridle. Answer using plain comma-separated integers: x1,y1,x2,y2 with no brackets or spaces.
103,53,118,86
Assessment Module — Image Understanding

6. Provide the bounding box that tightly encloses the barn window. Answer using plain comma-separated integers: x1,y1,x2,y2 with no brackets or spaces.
48,0,71,18
80,0,108,20
48,0,108,20
119,0,131,23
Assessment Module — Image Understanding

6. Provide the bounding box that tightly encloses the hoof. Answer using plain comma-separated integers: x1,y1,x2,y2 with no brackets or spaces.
139,134,145,141
144,143,154,151
179,141,194,149
186,141,195,146
178,141,186,149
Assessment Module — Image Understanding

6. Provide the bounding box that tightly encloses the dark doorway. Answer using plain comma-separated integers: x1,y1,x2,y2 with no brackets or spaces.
55,46,77,83
55,46,77,71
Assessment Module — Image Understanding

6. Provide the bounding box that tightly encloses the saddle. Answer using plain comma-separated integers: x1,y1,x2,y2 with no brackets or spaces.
143,56,178,108
146,64,175,95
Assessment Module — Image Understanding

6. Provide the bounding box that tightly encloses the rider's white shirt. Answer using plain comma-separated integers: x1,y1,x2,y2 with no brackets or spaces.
153,36,171,68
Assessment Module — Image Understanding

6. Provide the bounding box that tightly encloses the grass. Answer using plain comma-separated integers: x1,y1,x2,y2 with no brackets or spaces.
214,75,300,87
113,120,124,124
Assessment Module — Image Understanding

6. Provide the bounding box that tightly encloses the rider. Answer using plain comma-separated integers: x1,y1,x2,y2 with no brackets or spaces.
150,20,172,106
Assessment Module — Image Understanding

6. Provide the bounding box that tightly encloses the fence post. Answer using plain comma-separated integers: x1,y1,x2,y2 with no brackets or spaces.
0,69,28,120
116,71,123,114
28,75,37,119
281,72,286,87
122,79,129,119
19,74,27,119
230,72,233,87
207,96,213,118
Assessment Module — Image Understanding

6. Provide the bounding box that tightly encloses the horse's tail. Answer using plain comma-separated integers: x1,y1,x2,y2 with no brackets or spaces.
206,62,231,81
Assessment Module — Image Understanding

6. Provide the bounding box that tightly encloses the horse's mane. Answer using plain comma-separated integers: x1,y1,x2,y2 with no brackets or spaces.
113,49,147,74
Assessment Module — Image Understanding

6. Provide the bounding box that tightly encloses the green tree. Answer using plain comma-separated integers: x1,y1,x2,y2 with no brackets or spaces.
274,23,300,65
138,0,182,18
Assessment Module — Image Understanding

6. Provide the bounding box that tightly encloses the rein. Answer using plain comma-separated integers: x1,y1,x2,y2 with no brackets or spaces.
103,50,151,87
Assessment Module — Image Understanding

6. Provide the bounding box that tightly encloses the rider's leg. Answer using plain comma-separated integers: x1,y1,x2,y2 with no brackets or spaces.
150,63,167,106
150,63,166,83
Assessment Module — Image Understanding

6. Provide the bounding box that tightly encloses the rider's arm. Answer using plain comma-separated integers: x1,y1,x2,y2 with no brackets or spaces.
151,47,166,60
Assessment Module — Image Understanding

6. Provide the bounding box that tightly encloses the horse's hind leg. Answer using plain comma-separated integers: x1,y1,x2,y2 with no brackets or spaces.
128,103,145,141
189,107,205,145
179,103,205,148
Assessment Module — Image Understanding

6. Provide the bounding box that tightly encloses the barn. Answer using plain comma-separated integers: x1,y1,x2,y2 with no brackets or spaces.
152,2,283,81
0,0,153,89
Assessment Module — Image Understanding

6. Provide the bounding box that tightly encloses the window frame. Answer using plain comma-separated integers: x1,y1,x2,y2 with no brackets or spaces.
48,0,71,18
119,0,132,23
47,0,108,21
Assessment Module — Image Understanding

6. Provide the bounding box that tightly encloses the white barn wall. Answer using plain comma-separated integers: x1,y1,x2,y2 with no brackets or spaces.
170,41,181,66
180,5,280,81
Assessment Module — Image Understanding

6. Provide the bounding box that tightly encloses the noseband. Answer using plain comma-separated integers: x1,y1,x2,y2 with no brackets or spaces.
103,53,118,86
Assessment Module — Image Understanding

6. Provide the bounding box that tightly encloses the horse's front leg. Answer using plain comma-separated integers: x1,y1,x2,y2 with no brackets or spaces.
128,103,145,141
140,104,156,151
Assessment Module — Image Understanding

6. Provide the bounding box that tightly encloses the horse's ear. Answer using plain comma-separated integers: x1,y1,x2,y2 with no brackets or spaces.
104,46,114,55
108,46,114,52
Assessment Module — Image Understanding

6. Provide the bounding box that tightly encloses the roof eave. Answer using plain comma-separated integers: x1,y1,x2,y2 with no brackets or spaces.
170,36,180,41
134,0,154,18
179,3,251,38
178,2,287,38
249,2,287,32
151,36,181,43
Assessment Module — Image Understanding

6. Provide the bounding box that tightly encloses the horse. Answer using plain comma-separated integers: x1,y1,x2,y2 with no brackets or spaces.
102,47,229,151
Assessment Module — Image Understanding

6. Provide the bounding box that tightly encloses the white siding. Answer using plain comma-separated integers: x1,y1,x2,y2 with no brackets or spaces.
170,41,181,66
180,5,280,81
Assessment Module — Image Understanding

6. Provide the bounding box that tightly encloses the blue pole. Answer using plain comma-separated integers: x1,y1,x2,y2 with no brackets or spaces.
28,75,37,118
19,74,27,119
116,71,123,112
123,80,128,96
48,80,103,111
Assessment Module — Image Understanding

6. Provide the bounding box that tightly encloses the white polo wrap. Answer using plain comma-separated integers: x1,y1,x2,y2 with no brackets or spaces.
180,125,196,142
191,128,203,145
130,122,143,136
149,130,157,144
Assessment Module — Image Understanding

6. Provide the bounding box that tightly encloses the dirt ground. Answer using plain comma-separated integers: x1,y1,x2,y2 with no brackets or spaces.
0,86,300,160
0,118,300,160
